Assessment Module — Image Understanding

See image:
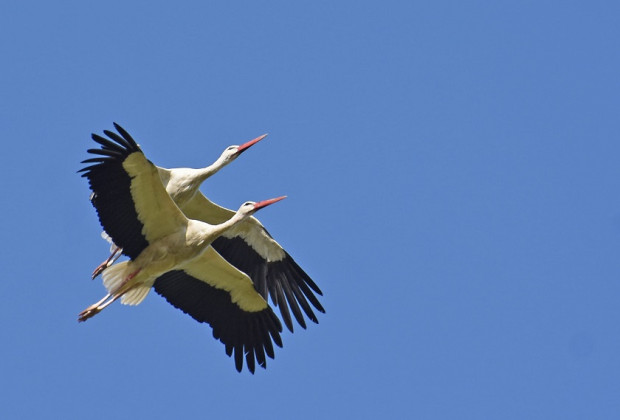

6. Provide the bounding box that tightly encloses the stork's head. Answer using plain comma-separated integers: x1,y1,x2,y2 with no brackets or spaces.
238,196,287,217
219,133,267,165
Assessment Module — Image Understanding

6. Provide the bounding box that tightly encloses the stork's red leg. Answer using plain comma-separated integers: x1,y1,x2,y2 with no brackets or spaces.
91,246,123,280
78,293,111,322
127,268,141,281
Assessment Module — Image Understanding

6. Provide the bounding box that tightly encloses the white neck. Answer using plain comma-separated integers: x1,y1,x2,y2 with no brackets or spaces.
193,154,229,183
209,209,247,238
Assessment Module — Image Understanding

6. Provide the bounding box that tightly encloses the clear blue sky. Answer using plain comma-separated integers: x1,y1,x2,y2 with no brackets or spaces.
1,1,619,419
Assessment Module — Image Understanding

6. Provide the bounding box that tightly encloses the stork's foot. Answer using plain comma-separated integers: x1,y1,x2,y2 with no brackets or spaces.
91,248,122,280
78,293,112,322
78,306,101,322
91,262,107,280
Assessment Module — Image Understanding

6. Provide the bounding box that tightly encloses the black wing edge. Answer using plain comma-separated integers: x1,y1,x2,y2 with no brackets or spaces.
154,270,283,374
211,236,325,333
78,123,148,260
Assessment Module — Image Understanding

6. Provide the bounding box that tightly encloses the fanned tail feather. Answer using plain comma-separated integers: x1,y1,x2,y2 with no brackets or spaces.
121,285,151,305
102,261,129,294
102,261,150,306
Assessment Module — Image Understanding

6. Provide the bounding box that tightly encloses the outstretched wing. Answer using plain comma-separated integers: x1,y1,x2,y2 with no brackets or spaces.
182,191,324,332
79,123,188,260
153,247,283,373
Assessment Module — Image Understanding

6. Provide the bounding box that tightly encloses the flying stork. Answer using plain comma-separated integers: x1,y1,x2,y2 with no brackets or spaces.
79,124,286,373
90,131,267,277
91,124,324,332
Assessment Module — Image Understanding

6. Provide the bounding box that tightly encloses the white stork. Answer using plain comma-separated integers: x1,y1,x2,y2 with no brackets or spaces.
79,125,286,373
91,124,324,332
90,131,267,277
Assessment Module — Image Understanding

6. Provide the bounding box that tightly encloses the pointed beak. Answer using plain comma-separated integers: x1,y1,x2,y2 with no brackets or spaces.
236,133,268,155
253,195,287,211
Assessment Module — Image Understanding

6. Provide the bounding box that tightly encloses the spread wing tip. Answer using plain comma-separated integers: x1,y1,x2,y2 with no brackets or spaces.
154,270,283,373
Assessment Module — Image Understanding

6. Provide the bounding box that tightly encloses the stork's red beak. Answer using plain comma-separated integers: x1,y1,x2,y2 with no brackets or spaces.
236,134,268,155
253,195,287,211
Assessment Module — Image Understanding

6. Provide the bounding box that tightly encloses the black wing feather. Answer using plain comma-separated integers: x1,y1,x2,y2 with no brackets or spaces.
211,236,324,332
103,130,134,150
91,133,126,151
80,123,149,260
86,148,124,158
153,270,283,374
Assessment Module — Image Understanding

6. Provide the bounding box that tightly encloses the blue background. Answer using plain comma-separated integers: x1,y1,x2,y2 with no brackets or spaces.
1,1,619,418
